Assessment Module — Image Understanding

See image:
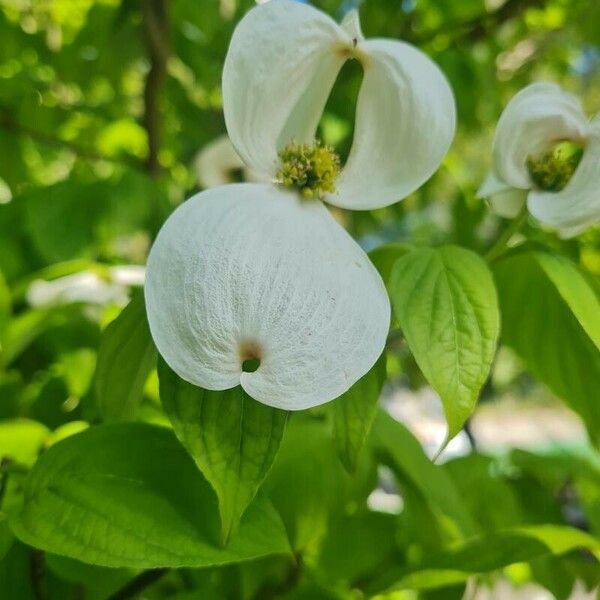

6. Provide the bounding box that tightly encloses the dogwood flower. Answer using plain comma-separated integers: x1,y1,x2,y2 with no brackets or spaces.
195,135,261,188
145,0,455,410
478,82,600,238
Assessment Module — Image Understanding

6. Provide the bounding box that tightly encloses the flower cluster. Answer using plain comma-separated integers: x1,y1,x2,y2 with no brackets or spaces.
145,0,455,410
275,140,341,199
478,82,600,238
145,2,598,412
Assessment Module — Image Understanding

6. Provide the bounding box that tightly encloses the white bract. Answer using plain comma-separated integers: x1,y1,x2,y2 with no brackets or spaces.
194,135,261,188
479,82,600,238
145,0,456,410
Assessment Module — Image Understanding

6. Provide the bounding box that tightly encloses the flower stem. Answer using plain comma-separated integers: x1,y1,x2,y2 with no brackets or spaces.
485,206,528,263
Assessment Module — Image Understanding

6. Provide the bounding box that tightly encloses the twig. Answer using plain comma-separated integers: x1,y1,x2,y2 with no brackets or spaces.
30,550,47,600
409,0,546,45
0,112,145,171
251,554,303,600
485,205,529,263
107,568,170,600
0,457,12,507
463,419,477,452
141,0,169,177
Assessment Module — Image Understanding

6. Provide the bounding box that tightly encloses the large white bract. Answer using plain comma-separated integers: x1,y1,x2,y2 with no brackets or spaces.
478,82,600,238
145,0,456,410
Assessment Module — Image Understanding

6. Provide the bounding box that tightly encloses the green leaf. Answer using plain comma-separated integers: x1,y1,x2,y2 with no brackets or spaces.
264,416,363,554
0,543,37,600
534,252,600,351
333,354,386,473
45,554,135,600
368,242,412,285
384,525,600,592
95,293,156,422
158,359,288,544
493,251,600,445
371,410,476,539
317,511,399,584
0,307,65,368
10,423,290,568
0,419,49,466
443,454,524,532
0,520,13,561
23,181,105,264
389,245,500,439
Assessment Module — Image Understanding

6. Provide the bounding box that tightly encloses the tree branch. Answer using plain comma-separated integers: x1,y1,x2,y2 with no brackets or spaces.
251,554,303,600
30,550,47,600
107,568,169,600
141,0,169,177
0,112,145,171
409,0,546,45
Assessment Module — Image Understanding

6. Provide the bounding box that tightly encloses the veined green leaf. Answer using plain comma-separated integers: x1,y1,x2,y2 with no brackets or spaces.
95,292,156,422
10,423,290,568
159,359,288,544
368,242,412,285
371,411,476,539
494,250,600,445
534,252,600,352
390,245,500,439
264,416,367,554
384,525,600,592
333,354,386,473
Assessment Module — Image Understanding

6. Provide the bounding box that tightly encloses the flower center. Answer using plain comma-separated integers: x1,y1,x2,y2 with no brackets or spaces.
240,341,261,373
275,140,341,199
526,140,584,192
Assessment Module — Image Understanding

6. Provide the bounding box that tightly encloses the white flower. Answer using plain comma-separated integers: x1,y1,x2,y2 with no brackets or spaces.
145,0,456,410
194,135,262,188
27,266,145,308
223,1,455,209
478,82,600,238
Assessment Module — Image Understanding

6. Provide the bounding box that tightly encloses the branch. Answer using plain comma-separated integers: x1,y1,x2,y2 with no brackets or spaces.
141,0,169,177
409,0,546,45
30,550,47,600
251,554,303,600
0,112,145,171
107,568,169,600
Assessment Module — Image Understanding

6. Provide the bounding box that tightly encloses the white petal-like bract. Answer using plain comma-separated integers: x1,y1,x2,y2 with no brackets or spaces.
223,1,348,180
329,39,455,209
223,0,455,209
195,135,264,189
145,184,390,410
527,118,600,237
478,172,526,219
492,82,589,189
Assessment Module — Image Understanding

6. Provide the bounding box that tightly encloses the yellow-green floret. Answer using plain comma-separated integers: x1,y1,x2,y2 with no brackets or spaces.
527,140,584,192
276,140,341,199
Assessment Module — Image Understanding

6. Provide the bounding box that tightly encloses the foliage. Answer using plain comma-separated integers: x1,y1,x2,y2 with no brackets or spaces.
0,0,599,598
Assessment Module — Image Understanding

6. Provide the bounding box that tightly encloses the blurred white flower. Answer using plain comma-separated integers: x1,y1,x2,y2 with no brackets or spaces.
194,134,261,188
145,0,456,410
28,266,145,308
478,83,600,238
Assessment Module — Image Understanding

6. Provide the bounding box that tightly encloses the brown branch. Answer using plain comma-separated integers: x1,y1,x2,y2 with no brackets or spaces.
30,550,47,600
141,0,169,177
107,568,169,600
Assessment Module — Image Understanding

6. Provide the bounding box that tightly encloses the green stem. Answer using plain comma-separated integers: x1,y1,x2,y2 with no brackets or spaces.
485,206,528,263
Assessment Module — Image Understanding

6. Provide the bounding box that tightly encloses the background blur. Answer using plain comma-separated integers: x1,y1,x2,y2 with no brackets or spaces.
0,0,599,598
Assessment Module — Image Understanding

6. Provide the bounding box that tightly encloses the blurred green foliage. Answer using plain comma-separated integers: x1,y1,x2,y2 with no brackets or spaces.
1,0,600,598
